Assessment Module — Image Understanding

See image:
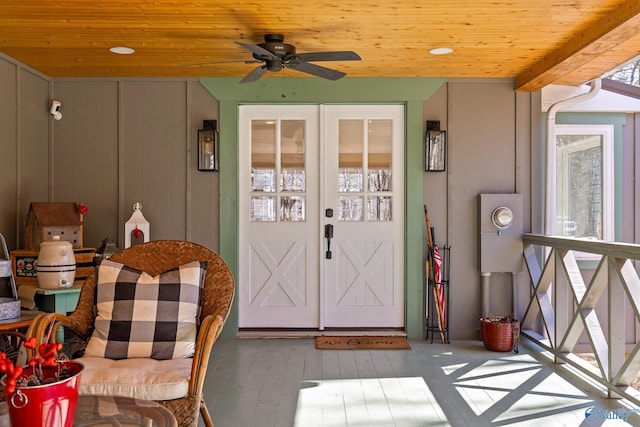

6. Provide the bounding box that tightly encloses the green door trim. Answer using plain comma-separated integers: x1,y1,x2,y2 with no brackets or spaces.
200,77,444,338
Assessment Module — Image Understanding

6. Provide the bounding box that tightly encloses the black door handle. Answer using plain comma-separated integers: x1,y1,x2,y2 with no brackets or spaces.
324,224,333,259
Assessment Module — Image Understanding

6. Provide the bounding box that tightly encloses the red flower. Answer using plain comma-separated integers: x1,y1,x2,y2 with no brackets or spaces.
23,337,36,350
78,203,89,215
0,319,68,396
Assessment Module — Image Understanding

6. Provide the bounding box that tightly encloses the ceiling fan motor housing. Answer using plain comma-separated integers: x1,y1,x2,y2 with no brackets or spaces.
258,34,296,59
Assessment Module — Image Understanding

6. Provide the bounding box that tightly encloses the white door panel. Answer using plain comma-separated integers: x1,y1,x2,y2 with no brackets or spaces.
322,105,405,328
239,104,404,329
239,105,319,328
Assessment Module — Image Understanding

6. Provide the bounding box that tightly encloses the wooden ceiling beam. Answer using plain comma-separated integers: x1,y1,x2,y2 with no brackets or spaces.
515,0,640,92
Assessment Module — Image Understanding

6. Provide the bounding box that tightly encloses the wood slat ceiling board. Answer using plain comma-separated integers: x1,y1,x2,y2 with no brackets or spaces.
1,0,639,91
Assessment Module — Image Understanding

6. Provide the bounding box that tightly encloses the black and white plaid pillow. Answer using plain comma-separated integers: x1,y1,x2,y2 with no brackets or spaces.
84,259,207,360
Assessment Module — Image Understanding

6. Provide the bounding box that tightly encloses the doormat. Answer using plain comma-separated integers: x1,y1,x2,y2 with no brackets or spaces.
315,336,411,350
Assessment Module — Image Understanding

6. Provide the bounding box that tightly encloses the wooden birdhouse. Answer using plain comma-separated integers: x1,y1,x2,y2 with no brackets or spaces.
25,202,84,250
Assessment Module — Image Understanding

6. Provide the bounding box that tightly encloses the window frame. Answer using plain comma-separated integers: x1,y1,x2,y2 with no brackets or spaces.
549,124,614,258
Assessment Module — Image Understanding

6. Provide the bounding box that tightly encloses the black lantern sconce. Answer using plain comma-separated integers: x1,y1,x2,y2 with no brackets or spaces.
198,120,218,171
425,120,446,172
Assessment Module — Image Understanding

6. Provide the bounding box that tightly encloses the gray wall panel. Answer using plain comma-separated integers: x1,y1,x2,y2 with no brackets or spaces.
0,58,18,247
122,81,189,244
18,70,50,247
448,81,520,338
51,81,120,249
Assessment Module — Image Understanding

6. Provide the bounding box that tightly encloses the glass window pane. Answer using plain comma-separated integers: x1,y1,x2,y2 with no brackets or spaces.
281,120,306,192
251,196,276,222
338,196,363,221
338,168,363,192
368,119,392,169
556,134,602,239
251,120,275,169
251,168,276,192
251,120,276,192
338,120,363,192
368,196,392,221
280,196,306,222
368,169,392,192
281,169,306,192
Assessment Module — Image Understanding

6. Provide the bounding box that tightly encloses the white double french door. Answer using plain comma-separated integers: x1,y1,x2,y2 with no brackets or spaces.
238,104,404,329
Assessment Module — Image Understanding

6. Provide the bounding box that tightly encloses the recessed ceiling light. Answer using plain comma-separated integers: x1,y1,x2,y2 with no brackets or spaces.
109,46,135,55
429,47,453,55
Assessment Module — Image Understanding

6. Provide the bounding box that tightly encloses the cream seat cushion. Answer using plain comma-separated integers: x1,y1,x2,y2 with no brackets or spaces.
76,356,192,401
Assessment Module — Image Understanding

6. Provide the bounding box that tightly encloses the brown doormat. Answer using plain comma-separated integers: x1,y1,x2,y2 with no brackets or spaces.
315,336,411,350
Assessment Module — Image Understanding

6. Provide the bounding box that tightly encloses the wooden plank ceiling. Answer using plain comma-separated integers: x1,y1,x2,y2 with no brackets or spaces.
1,0,640,91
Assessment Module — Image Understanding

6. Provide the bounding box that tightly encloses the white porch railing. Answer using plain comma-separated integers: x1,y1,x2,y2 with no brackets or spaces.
522,234,640,404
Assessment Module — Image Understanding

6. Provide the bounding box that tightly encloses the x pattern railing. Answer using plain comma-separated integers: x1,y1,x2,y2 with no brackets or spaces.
522,234,640,404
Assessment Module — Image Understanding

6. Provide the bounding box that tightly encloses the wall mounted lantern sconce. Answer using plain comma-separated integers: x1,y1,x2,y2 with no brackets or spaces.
425,120,446,172
198,120,218,171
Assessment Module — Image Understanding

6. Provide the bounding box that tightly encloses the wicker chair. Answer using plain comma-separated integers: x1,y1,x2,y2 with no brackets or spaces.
28,240,234,427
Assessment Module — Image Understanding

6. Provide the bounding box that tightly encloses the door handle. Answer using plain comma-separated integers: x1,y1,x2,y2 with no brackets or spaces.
324,224,333,259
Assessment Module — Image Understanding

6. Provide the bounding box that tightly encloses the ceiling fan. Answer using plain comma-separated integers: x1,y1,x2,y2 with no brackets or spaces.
235,34,361,83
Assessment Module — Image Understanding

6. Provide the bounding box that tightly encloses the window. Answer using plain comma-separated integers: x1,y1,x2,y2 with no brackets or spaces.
551,125,613,247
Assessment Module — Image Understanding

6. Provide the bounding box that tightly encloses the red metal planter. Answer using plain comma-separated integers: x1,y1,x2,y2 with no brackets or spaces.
4,360,83,427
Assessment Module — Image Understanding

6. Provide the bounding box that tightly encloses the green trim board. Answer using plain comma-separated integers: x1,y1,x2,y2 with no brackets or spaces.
201,77,444,339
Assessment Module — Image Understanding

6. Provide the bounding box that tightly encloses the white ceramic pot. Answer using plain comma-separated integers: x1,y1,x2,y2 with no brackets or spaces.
36,236,76,289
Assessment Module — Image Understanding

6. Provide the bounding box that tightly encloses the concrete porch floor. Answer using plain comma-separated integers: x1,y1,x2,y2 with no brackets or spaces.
202,337,640,426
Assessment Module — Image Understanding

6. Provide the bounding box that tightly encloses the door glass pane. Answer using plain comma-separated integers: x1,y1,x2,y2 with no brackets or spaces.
337,119,393,222
251,119,308,222
338,120,363,192
250,120,276,221
280,196,306,221
556,134,602,238
368,196,392,221
280,120,306,192
251,120,276,192
367,120,393,222
338,120,363,221
368,120,392,193
251,196,276,222
339,196,363,221
338,168,363,193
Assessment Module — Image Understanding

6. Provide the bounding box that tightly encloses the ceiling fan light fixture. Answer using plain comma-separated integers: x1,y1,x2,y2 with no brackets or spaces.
429,47,453,55
109,46,135,55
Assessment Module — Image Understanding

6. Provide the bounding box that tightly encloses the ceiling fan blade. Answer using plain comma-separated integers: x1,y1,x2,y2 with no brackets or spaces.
293,51,361,62
235,42,278,61
184,59,261,67
240,65,268,83
286,61,346,80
